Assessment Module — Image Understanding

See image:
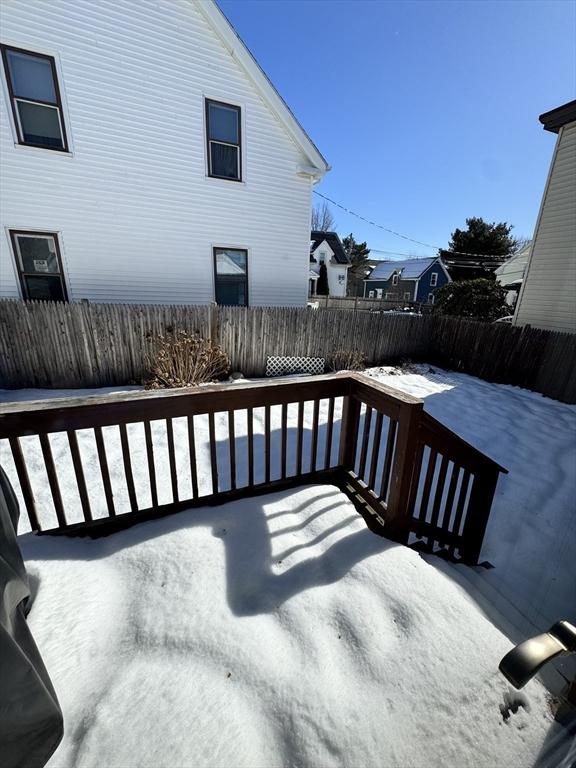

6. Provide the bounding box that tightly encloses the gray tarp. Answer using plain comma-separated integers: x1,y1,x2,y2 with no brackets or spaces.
0,467,63,768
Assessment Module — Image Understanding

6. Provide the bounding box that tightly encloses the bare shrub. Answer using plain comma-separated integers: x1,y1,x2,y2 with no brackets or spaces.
145,330,229,388
327,349,365,372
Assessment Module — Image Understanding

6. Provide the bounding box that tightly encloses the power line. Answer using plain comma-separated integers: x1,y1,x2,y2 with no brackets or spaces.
313,190,437,250
313,189,513,261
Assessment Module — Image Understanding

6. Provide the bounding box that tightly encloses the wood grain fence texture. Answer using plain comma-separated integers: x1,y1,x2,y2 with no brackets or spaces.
0,300,575,402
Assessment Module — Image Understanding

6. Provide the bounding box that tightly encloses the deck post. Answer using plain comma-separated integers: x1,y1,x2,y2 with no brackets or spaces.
385,400,423,544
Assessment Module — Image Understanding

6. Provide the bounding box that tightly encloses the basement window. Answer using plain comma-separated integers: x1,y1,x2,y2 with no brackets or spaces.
1,45,68,151
9,231,68,301
214,248,248,306
206,99,241,181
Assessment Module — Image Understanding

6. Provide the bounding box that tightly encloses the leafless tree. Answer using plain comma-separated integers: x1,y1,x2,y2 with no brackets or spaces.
513,236,531,253
311,201,336,232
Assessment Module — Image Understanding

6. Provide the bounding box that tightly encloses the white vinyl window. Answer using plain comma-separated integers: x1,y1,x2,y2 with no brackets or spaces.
368,290,375,298
430,272,438,287
214,247,248,305
428,293,435,304
403,292,411,300
392,273,399,286
9,230,68,301
206,99,241,181
376,289,383,298
1,45,68,151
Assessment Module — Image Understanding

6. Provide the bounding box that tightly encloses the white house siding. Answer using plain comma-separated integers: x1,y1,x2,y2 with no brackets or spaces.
514,122,576,332
0,0,314,306
327,264,348,297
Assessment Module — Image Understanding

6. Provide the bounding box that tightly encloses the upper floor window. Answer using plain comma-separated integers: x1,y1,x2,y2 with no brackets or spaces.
206,99,241,181
9,230,68,301
213,247,248,306
392,273,399,286
430,272,438,287
1,45,68,151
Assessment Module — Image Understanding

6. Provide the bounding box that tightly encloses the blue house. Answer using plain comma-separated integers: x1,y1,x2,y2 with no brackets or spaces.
363,256,451,304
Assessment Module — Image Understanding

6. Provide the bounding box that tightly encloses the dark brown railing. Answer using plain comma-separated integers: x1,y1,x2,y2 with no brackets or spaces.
0,373,506,564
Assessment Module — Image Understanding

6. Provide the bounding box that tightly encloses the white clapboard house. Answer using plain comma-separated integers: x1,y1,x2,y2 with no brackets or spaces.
0,0,329,306
513,101,576,332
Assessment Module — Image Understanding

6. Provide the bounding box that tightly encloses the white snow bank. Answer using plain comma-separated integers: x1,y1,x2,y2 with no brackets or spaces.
20,485,555,768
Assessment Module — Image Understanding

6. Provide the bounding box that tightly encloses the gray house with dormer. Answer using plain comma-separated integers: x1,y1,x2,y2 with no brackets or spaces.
363,256,450,304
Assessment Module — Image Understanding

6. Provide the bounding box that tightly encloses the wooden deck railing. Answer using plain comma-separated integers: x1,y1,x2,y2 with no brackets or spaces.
0,373,507,564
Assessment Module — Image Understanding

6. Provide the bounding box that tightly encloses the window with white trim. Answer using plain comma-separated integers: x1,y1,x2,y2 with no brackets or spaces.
206,99,241,181
1,45,68,151
214,247,248,305
392,273,399,286
428,293,435,304
9,230,68,301
430,272,438,287
403,292,411,300
368,290,375,298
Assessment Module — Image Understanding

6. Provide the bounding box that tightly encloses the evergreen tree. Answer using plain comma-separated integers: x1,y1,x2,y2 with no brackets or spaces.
439,217,518,281
342,233,370,296
317,263,329,295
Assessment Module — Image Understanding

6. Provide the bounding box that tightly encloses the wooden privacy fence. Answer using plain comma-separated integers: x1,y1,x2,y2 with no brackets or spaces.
0,299,575,402
0,300,431,387
0,373,507,564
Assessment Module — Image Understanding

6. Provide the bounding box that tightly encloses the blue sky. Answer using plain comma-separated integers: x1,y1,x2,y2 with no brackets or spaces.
219,0,575,259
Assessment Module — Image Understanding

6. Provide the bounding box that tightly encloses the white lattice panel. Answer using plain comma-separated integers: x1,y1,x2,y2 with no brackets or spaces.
266,356,325,377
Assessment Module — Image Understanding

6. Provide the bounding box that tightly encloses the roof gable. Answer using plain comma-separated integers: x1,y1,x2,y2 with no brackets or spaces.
196,1,329,177
310,231,350,264
494,243,532,275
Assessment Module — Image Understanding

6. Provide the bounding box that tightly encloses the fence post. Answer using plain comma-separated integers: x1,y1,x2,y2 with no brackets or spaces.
385,400,423,544
208,304,219,345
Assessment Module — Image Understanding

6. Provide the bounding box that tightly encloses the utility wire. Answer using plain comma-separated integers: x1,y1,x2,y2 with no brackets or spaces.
313,189,512,261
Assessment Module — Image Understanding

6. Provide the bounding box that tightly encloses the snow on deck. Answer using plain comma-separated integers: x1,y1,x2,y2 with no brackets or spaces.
19,484,554,768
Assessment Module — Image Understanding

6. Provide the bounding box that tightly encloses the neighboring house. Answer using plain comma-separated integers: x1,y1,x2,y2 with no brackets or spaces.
441,252,508,282
494,241,531,306
363,257,450,303
309,231,350,297
0,0,329,307
514,100,576,333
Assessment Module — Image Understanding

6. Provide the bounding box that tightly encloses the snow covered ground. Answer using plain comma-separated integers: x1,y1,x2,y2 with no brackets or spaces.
19,485,557,768
1,366,575,766
364,365,576,632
